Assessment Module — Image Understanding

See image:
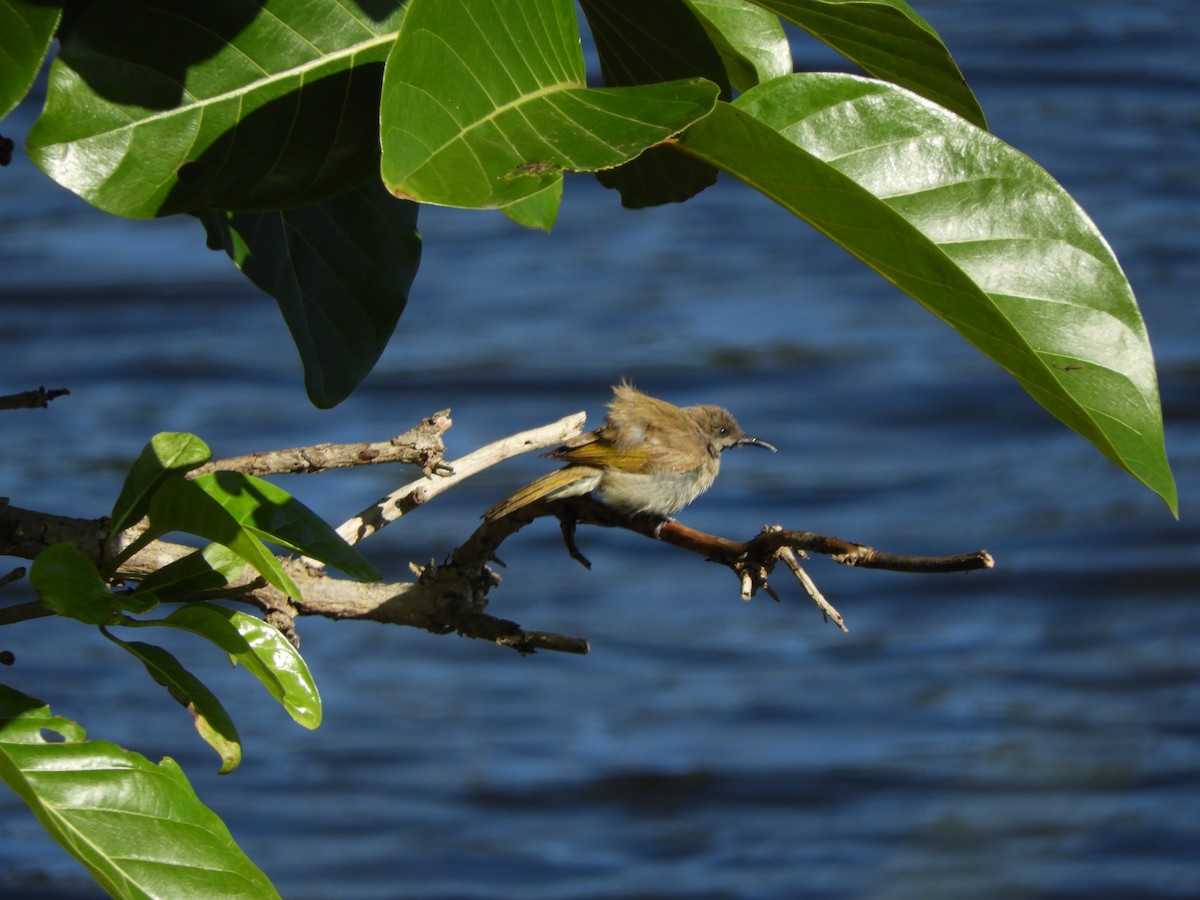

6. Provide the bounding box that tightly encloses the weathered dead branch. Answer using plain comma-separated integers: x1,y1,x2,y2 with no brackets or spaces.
2,411,992,653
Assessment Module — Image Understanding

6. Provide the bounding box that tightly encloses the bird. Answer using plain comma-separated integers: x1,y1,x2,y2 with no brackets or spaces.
483,381,776,521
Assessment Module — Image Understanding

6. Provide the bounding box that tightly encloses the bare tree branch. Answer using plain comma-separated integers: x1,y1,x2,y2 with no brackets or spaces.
2,412,992,653
0,386,70,410
0,567,25,591
0,503,108,563
319,411,586,558
190,410,453,478
450,497,993,635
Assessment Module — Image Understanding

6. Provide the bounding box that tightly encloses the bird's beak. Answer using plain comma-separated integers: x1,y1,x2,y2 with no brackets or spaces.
738,435,777,453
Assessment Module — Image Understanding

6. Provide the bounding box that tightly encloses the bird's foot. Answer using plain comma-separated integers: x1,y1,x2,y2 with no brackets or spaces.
649,515,675,539
558,516,591,569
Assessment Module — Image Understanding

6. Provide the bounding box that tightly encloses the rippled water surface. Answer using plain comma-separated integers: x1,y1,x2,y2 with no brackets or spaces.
2,2,1199,897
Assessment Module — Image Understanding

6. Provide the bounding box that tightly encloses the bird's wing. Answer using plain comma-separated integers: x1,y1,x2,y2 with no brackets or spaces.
548,435,653,471
482,466,600,520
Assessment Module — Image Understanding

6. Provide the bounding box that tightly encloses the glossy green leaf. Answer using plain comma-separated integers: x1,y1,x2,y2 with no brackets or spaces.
380,0,721,212
753,0,986,128
29,543,115,625
0,0,61,119
26,0,406,218
109,432,212,536
0,683,278,898
133,603,321,730
200,182,422,408
146,477,301,601
191,471,380,582
676,75,1175,512
688,0,792,90
105,635,242,773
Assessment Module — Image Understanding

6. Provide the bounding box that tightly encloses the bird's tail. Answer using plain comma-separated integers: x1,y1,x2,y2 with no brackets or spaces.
482,467,600,521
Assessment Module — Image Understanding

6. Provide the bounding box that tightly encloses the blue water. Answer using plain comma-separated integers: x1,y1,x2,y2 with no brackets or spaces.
3,1,1199,897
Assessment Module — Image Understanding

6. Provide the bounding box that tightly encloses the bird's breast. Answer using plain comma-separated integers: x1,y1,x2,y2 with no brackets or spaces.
595,465,717,516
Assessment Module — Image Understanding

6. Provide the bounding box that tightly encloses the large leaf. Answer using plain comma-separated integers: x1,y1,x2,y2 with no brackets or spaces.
26,0,406,217
0,683,278,898
0,0,61,119
753,0,986,128
104,635,243,774
200,182,422,408
676,75,1175,513
130,602,322,730
380,0,720,223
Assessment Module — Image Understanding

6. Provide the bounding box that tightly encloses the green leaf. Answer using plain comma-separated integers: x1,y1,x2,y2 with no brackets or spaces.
583,0,728,96
191,471,380,582
0,0,61,119
580,0,791,208
580,0,733,207
676,75,1176,513
380,0,721,213
146,477,302,601
104,634,242,774
689,0,792,91
26,0,406,218
753,0,987,129
110,432,212,536
500,181,564,232
133,603,321,730
200,182,422,408
113,587,159,616
583,0,731,99
29,543,116,625
131,543,249,605
582,0,790,96
0,683,278,898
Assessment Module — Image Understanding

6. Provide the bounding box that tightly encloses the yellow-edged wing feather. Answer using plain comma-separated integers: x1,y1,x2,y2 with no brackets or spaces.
548,439,652,471
482,466,600,521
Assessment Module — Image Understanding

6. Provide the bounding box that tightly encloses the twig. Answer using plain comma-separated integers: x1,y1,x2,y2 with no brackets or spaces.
779,548,846,631
0,601,48,626
0,567,26,590
457,497,993,632
324,411,587,554
0,387,70,410
190,410,453,478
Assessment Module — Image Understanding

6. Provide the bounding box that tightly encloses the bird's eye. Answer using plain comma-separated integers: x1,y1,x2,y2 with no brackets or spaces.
717,426,728,436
